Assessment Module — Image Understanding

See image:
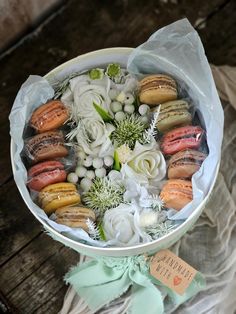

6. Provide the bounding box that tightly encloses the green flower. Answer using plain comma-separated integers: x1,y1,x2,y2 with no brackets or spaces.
83,178,125,217
106,63,121,78
111,115,147,149
89,68,104,80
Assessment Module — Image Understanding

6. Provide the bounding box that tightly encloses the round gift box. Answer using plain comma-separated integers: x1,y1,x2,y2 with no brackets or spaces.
10,47,219,257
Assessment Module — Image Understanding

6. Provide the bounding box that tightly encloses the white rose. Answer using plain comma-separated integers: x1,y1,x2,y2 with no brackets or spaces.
121,141,166,186
103,204,141,246
76,118,115,157
73,83,112,120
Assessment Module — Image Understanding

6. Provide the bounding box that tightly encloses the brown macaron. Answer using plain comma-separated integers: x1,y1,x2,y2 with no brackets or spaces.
168,150,207,179
24,130,68,163
30,100,69,133
139,74,177,106
160,179,193,211
55,205,96,231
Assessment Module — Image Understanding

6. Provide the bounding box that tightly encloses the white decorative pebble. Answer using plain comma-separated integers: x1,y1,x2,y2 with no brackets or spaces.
80,178,93,192
116,91,126,103
86,170,95,180
115,111,125,122
92,157,103,169
108,89,119,100
67,172,78,184
138,104,150,116
75,166,87,178
111,101,122,113
104,156,114,167
140,115,149,124
124,104,135,114
83,156,93,167
95,168,106,178
124,93,134,105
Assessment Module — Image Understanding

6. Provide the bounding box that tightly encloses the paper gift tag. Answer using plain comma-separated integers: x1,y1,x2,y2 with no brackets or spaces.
149,249,197,295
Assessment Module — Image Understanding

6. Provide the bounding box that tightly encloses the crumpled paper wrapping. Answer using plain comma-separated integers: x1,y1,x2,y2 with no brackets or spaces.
9,19,223,246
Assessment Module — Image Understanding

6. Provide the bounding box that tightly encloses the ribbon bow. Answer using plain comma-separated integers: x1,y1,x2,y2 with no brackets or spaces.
65,255,205,314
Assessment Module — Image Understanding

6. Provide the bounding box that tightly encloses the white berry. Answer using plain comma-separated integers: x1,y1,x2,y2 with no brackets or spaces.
80,178,93,192
116,91,126,103
140,115,149,124
67,172,78,184
124,93,134,105
95,168,106,178
124,104,135,114
111,101,122,113
115,111,125,122
139,104,150,116
86,170,95,180
92,157,103,169
108,89,119,100
83,156,93,167
75,166,87,178
104,156,113,167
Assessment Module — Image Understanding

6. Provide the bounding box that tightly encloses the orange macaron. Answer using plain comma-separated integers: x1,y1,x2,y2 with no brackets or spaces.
160,179,193,211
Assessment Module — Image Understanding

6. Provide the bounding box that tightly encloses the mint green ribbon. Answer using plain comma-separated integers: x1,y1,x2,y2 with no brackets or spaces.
65,255,205,313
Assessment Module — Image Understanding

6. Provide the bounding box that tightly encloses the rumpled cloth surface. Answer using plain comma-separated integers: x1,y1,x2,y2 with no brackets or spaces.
59,65,236,314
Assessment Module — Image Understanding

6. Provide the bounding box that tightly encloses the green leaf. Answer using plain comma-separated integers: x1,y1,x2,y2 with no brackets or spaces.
93,102,114,122
113,150,121,171
98,222,106,241
133,96,140,110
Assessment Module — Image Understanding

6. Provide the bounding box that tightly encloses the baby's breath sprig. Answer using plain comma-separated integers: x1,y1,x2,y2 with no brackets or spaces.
145,221,175,240
142,105,161,144
111,114,147,149
83,178,125,217
86,219,101,240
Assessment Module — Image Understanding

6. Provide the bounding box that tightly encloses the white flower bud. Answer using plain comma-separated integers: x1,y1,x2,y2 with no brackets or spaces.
111,101,122,113
83,156,93,167
93,157,104,169
138,104,150,116
67,172,78,184
86,170,95,180
116,91,126,103
115,111,125,122
124,104,135,114
104,156,114,167
124,93,135,105
139,211,158,228
95,168,106,178
80,178,93,192
108,89,119,100
75,166,87,178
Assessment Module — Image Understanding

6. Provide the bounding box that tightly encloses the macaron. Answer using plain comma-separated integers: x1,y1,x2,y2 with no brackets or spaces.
160,179,193,211
139,74,177,106
55,205,96,230
24,130,68,163
27,160,67,191
168,150,207,179
155,100,192,133
30,100,69,133
38,182,81,214
161,125,204,155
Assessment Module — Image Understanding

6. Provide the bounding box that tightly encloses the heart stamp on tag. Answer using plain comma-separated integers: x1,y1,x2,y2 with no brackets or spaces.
173,275,182,286
149,249,197,295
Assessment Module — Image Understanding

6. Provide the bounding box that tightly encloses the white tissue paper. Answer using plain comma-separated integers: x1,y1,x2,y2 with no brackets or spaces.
9,19,223,247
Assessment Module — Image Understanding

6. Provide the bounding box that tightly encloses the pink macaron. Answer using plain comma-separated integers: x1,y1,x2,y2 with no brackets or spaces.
27,160,67,191
161,125,204,155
